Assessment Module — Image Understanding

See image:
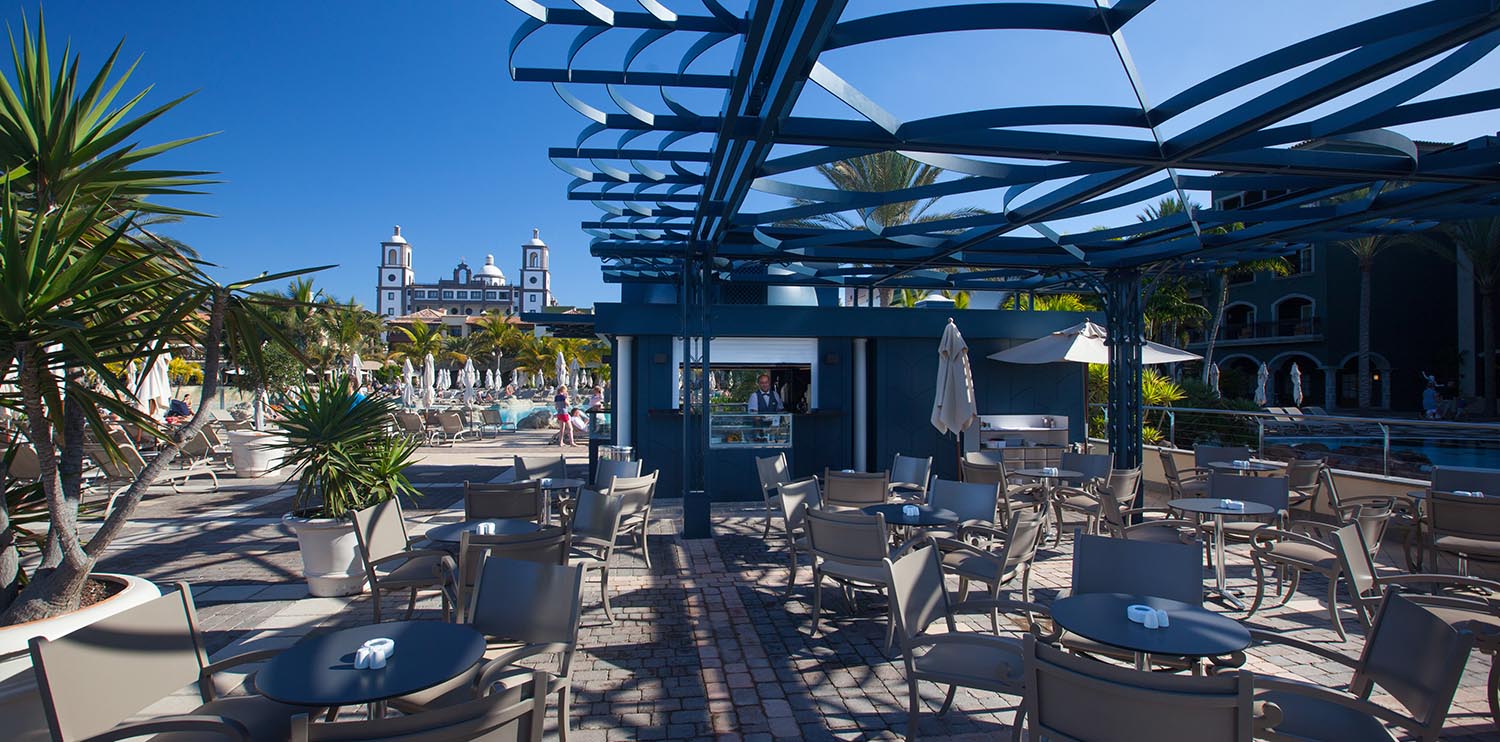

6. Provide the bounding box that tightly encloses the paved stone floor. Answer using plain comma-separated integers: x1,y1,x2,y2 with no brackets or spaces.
88,432,1500,740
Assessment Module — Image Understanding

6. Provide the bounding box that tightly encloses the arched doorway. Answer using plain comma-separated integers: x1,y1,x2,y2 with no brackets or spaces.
1273,354,1325,407
1223,303,1256,340
1273,296,1315,336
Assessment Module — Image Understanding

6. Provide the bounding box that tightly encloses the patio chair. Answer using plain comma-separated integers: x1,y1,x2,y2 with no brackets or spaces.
477,408,504,439
961,457,1044,522
613,471,659,568
565,478,652,625
755,452,791,539
921,478,1001,540
394,412,433,445
170,433,222,493
351,498,455,623
1197,444,1251,468
1062,534,1227,673
1246,503,1394,641
593,458,642,491
1095,468,1202,544
822,468,890,510
1054,463,1132,538
463,479,545,522
515,454,568,482
434,412,472,445
1158,449,1210,499
1431,465,1500,495
1425,489,1500,576
394,556,585,740
777,477,821,597
935,507,1048,634
450,527,571,620
888,453,933,502
1203,473,1289,548
1250,589,1475,742
1283,457,1325,510
29,582,309,742
302,672,546,741
884,542,1053,740
1022,636,1262,742
804,506,911,641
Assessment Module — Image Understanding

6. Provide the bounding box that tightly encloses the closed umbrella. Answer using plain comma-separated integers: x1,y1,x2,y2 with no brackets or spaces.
462,359,477,405
556,351,567,388
1291,363,1304,406
570,358,581,390
484,369,493,392
931,319,977,437
348,353,362,384
137,353,173,418
1207,363,1221,398
1254,363,1270,407
422,354,436,408
125,361,141,411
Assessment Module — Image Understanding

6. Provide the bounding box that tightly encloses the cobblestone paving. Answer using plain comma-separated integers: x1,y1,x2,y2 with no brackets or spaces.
92,433,1500,740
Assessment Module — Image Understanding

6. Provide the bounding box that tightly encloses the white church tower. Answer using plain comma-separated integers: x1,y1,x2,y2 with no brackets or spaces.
520,228,552,314
377,226,414,317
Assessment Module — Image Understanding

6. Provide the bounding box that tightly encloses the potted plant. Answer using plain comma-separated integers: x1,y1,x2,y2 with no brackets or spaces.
275,378,420,596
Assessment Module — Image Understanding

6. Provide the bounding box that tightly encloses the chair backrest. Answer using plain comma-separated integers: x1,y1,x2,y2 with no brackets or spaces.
926,478,999,524
1072,533,1202,605
595,458,642,489
755,453,790,498
1023,636,1256,741
884,544,953,646
777,478,821,536
805,507,889,564
611,472,658,519
1332,522,1381,606
7,443,40,480
1158,449,1186,485
569,487,627,542
1208,473,1289,512
480,408,501,425
1102,467,1142,509
295,671,548,741
960,458,1005,486
997,507,1049,574
351,498,410,565
514,455,567,482
1284,457,1324,494
439,412,465,433
1431,465,1500,495
1196,445,1250,467
458,527,570,607
1427,490,1500,542
29,584,208,742
1353,589,1476,734
1060,452,1112,486
1345,497,1395,557
463,480,545,521
890,453,933,488
823,469,889,508
468,557,586,651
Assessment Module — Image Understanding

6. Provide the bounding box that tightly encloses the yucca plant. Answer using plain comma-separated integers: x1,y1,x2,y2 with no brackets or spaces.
273,378,418,519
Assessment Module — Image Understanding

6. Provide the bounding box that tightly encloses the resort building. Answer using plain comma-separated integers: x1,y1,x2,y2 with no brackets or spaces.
374,226,554,320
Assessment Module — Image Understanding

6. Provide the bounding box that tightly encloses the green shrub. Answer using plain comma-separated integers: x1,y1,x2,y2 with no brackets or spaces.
274,377,420,518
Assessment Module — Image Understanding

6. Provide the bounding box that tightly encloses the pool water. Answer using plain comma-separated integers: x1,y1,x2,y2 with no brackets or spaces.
1265,435,1500,470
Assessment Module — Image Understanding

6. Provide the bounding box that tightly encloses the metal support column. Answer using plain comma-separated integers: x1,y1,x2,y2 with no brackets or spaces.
1104,269,1145,470
687,260,713,539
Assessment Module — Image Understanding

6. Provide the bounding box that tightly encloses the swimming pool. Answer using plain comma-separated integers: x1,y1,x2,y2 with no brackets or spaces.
1264,435,1500,471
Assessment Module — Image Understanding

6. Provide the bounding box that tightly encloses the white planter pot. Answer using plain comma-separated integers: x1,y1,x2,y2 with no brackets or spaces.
283,514,367,597
226,430,286,478
0,574,160,742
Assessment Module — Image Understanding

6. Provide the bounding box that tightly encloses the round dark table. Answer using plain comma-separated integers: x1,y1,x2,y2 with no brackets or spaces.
1169,498,1276,609
424,518,542,544
1206,461,1280,475
1051,593,1250,670
256,620,485,718
861,503,959,527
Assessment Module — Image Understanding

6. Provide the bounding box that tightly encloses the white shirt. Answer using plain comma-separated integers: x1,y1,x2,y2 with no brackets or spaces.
747,388,782,413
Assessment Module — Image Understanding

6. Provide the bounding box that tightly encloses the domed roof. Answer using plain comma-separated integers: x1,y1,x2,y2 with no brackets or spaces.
526,228,546,247
477,254,506,283
386,225,407,244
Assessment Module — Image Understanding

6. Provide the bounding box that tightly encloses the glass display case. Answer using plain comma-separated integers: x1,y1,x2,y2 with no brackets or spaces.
710,413,792,448
589,409,613,438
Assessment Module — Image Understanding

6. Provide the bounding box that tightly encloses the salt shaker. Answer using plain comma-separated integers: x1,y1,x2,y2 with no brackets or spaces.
1143,610,1159,629
1155,609,1169,628
355,646,372,669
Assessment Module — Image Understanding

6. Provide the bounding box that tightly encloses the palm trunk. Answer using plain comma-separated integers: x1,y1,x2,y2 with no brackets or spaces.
1485,288,1496,417
1357,259,1373,409
1201,273,1230,381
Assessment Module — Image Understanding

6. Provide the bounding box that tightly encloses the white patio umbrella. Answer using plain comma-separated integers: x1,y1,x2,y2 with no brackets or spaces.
931,319,978,437
124,360,141,411
348,353,362,383
484,369,493,392
462,359,478,405
986,319,1201,366
1291,363,1304,406
1254,363,1270,407
401,358,416,407
137,353,173,418
422,353,437,408
556,351,567,388
1207,363,1221,398
570,359,581,390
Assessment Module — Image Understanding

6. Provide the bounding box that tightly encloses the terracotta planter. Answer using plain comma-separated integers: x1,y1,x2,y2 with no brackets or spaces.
0,574,161,742
226,430,286,478
282,513,366,597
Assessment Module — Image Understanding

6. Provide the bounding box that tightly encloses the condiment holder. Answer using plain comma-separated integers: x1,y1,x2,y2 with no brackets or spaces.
1219,499,1245,511
1126,604,1170,629
901,504,919,518
1232,459,1249,468
1454,490,1486,498
354,638,395,670
475,521,497,536
1041,466,1059,477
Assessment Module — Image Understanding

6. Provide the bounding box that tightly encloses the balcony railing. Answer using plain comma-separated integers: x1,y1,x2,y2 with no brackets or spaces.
1185,317,1322,344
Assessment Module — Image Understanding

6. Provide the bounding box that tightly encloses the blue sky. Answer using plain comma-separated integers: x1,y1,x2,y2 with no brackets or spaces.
26,1,1500,308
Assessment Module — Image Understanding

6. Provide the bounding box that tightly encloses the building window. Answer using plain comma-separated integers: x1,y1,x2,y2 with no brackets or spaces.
529,252,540,268
486,291,499,300
1285,246,1315,275
455,290,467,300
387,249,397,265
449,307,459,314
528,275,538,285
464,308,473,315
443,290,454,299
385,307,394,316
386,292,394,301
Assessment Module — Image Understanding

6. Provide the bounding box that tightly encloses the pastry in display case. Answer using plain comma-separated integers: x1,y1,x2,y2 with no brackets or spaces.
710,413,792,448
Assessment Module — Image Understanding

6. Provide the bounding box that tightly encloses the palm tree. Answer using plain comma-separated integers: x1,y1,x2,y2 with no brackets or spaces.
1336,234,1400,409
1001,293,1097,312
1421,218,1500,416
781,151,988,305
390,320,446,362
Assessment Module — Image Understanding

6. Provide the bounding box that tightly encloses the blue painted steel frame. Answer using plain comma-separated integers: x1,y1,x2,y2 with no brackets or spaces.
503,0,1500,524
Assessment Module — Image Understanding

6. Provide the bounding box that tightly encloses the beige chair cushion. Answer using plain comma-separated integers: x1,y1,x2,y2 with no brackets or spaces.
1433,535,1500,559
150,694,305,741
1256,690,1397,741
1262,542,1337,571
374,554,449,588
913,638,1024,687
940,550,1018,584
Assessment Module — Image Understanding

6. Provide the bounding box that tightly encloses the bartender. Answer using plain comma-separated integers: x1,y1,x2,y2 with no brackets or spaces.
746,373,783,413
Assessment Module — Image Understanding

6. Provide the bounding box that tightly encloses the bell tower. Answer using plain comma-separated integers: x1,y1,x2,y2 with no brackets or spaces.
377,225,414,317
520,228,551,314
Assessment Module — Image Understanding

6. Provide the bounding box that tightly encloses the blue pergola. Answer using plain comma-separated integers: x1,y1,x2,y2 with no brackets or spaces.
504,0,1500,534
